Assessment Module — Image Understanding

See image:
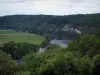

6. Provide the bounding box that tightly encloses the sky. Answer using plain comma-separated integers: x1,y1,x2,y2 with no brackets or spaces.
0,0,100,16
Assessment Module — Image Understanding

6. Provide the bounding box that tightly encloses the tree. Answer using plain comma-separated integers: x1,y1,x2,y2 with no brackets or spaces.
93,54,100,75
78,56,92,75
0,51,18,75
20,53,43,75
2,41,16,58
67,34,100,57
37,52,79,75
2,41,39,59
40,37,49,48
15,42,31,59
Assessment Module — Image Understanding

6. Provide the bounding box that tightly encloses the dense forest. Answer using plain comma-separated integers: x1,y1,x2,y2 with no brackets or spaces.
1,34,100,75
0,13,100,39
0,13,100,75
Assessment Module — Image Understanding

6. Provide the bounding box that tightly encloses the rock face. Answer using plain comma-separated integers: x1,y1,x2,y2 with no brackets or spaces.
62,25,81,34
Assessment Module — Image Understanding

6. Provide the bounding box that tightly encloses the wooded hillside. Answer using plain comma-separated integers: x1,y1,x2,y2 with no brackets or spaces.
0,13,100,39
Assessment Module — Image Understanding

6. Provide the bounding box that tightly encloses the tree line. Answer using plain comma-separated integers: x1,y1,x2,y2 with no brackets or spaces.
0,13,100,39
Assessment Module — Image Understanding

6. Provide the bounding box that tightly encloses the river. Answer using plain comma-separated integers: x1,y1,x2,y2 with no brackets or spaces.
50,40,68,48
39,40,69,53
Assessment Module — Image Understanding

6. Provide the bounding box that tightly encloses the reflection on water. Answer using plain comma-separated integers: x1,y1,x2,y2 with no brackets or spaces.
50,40,68,48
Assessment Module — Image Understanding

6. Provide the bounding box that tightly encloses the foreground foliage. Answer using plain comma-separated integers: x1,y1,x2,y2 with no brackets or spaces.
0,51,18,75
16,34,100,75
1,34,100,75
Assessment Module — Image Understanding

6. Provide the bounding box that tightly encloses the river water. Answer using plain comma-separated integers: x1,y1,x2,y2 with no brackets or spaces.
50,40,68,48
39,40,69,53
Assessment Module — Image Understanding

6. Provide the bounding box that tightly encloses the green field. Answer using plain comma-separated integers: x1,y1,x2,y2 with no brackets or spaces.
0,30,45,45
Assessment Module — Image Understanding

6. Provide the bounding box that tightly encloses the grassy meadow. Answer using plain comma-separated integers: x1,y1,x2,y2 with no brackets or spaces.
0,30,45,45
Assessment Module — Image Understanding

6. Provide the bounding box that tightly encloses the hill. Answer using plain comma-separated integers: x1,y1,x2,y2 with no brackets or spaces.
0,13,100,39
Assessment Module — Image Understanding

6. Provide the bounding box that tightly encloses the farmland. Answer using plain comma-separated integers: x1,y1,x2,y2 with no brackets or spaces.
0,30,45,45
